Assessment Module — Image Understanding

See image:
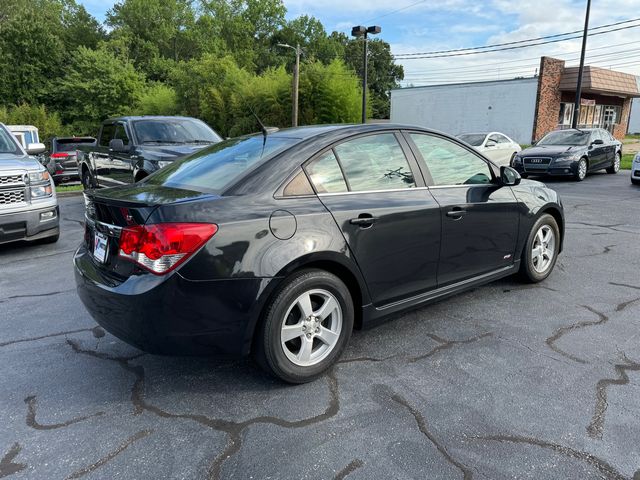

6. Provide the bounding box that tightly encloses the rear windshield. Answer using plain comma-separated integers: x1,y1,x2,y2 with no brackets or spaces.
54,138,96,152
0,127,21,155
143,135,298,194
458,134,486,147
538,130,590,146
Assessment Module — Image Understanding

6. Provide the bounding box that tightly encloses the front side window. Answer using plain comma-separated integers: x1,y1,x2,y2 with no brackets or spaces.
305,151,348,193
333,133,416,191
114,124,130,145
99,124,115,147
410,133,492,186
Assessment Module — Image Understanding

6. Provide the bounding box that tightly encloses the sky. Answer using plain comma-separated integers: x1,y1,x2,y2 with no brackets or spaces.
79,0,640,86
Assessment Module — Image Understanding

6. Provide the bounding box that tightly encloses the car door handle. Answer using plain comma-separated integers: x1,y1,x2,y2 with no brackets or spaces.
349,214,378,227
446,208,468,218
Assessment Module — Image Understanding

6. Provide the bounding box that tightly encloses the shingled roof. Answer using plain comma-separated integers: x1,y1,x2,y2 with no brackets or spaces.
559,66,640,97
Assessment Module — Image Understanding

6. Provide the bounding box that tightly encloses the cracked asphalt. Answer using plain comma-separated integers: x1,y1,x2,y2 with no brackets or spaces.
1,172,639,480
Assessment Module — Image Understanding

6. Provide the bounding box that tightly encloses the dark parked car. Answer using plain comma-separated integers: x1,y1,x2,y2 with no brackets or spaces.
46,136,96,185
74,124,565,383
77,116,222,189
512,128,621,181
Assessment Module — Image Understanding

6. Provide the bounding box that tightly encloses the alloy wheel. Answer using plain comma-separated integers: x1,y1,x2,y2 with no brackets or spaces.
577,159,587,180
280,288,342,367
531,225,556,274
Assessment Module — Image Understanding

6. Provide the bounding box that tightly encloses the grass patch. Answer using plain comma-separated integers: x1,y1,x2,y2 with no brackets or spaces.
56,184,83,193
622,153,634,170
626,134,640,140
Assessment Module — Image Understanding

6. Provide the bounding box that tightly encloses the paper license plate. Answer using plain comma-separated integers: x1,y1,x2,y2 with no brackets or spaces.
93,231,109,263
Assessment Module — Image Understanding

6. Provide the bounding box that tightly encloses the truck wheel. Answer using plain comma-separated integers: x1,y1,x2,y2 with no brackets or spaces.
82,168,94,189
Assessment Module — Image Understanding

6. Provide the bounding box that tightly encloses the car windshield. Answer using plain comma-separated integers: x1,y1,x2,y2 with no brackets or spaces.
132,119,222,145
0,127,21,155
538,130,590,146
143,135,298,194
55,138,96,152
457,134,486,147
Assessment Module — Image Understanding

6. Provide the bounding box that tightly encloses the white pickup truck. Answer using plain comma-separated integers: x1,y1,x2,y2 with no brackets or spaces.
0,123,59,244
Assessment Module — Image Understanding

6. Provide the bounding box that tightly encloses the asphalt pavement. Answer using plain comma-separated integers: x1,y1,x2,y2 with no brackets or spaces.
1,172,639,480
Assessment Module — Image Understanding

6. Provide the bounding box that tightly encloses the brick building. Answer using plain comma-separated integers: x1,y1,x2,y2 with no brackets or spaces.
391,56,640,144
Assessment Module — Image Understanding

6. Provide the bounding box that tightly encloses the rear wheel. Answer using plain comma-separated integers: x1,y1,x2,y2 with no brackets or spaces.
606,153,620,174
574,158,588,181
254,269,353,383
519,214,560,283
632,178,640,186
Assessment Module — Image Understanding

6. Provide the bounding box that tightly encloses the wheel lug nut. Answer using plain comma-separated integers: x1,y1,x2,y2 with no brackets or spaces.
315,327,320,333
306,333,312,338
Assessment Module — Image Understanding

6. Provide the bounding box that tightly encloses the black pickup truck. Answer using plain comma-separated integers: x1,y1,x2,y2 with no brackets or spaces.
77,116,222,189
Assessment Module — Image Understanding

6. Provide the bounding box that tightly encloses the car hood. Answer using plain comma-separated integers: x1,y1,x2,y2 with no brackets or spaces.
520,145,585,157
0,154,42,171
139,144,213,161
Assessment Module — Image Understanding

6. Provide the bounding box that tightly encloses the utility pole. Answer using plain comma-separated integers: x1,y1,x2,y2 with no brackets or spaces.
572,0,591,129
277,43,302,127
352,25,381,124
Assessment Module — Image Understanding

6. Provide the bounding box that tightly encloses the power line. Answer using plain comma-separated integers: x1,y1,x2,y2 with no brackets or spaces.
363,0,428,24
393,18,640,59
399,41,640,75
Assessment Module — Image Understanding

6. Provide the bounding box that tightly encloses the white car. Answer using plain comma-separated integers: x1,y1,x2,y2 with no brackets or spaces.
632,152,640,185
457,132,522,166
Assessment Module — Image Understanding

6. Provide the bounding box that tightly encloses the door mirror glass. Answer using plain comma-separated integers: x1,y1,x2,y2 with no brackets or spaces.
109,138,127,152
500,166,521,186
26,142,46,155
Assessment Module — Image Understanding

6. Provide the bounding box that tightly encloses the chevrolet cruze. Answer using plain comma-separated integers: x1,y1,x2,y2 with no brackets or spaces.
75,124,564,383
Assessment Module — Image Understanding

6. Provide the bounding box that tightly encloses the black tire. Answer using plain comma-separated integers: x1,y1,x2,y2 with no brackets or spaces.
606,153,620,174
254,269,354,384
509,152,517,167
632,178,640,186
520,173,529,179
574,158,588,181
519,213,560,283
81,168,94,190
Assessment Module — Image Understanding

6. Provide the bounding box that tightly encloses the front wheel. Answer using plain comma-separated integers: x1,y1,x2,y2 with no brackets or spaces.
574,158,588,181
606,153,620,174
519,214,560,283
81,168,94,190
254,269,354,383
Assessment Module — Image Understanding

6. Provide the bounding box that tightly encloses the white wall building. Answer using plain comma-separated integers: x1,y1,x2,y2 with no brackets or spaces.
391,77,539,144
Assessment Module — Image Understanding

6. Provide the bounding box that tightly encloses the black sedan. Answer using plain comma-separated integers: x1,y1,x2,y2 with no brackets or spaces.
512,128,621,181
74,124,565,383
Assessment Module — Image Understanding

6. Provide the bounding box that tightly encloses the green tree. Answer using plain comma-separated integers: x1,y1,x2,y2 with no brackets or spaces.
55,45,146,133
0,104,67,141
135,84,179,115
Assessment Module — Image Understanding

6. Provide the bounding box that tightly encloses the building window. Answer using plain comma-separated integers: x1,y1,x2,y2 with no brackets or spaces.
603,106,622,126
559,103,574,125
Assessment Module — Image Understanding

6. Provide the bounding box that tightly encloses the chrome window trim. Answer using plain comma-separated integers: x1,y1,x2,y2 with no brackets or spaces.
317,186,431,197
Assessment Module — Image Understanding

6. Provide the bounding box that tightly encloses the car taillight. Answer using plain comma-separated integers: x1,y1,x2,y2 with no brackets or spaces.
118,223,218,275
51,153,69,158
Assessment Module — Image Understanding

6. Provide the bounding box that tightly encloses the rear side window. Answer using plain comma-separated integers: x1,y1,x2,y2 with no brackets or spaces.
99,124,115,147
333,133,416,191
410,133,492,186
144,135,297,194
305,151,348,193
54,138,96,152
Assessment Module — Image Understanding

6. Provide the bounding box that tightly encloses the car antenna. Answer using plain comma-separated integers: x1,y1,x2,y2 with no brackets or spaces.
248,105,268,148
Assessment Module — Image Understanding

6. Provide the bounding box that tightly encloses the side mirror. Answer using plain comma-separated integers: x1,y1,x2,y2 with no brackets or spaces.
109,138,127,152
531,140,537,146
592,139,604,145
500,166,521,186
26,142,46,155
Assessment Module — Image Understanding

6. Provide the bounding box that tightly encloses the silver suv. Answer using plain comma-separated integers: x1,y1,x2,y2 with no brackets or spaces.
0,123,59,245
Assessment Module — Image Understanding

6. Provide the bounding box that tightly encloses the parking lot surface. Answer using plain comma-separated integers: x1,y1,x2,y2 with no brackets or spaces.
1,173,639,480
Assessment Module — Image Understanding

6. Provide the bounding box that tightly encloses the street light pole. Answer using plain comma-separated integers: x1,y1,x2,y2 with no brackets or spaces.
572,0,591,129
352,25,381,124
277,43,302,127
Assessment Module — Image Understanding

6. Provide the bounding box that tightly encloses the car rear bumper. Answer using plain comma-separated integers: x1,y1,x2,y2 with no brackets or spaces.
73,244,275,356
52,169,79,183
0,204,59,244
